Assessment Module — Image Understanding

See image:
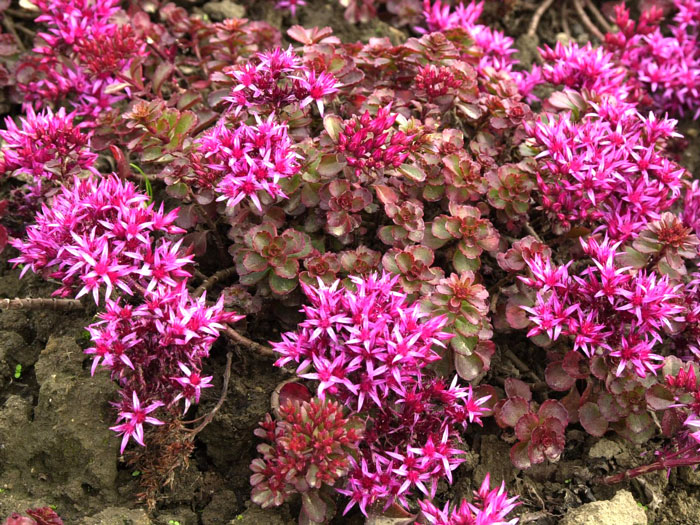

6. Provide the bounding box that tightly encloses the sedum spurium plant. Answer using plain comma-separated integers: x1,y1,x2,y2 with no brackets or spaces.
1,0,700,522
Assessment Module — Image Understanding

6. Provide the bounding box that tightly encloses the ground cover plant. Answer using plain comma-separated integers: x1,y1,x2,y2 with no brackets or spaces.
0,0,699,523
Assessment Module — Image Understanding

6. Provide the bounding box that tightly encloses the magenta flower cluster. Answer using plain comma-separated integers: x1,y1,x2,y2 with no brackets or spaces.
19,0,147,121
0,106,96,182
421,0,516,73
11,175,242,451
273,273,490,514
224,46,339,116
197,116,300,211
418,473,519,525
607,1,700,119
420,0,539,99
524,95,685,237
93,282,240,451
521,236,686,378
11,175,186,302
539,41,631,99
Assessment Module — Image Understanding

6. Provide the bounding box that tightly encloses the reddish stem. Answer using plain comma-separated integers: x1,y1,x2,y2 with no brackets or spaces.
600,445,700,484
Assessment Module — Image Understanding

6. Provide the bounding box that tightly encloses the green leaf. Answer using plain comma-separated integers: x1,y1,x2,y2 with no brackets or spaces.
13,364,21,379
168,111,197,150
454,350,483,381
646,384,675,411
242,252,268,273
269,274,298,295
323,114,343,142
166,182,189,199
579,403,608,437
301,491,328,524
397,163,425,182
450,333,476,355
454,316,479,337
152,62,175,95
176,91,202,111
316,154,344,176
395,252,413,274
142,145,163,162
130,163,153,203
453,250,480,272
239,269,268,285
273,258,299,279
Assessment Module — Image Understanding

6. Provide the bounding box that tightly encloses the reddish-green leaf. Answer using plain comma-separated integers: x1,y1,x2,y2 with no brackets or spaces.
510,441,531,470
545,361,576,392
498,397,530,428
579,402,608,437
646,384,675,411
505,378,532,402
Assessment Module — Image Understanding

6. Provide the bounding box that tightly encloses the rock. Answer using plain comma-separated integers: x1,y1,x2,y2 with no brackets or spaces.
81,507,152,525
679,466,700,486
474,434,515,485
588,438,623,460
560,490,647,525
0,396,34,490
0,481,54,518
155,509,198,525
229,502,294,524
656,489,700,525
0,337,118,514
0,331,29,364
201,489,238,525
202,1,245,21
514,34,540,69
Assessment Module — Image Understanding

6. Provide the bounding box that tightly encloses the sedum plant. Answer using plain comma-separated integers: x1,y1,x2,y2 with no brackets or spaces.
2,0,700,522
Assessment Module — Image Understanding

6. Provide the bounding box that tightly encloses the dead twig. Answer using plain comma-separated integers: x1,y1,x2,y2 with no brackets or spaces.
194,266,237,298
5,8,37,20
585,0,612,34
527,0,556,38
573,0,605,41
223,325,274,357
523,222,543,243
520,511,551,524
12,23,35,39
505,348,542,384
561,1,572,39
185,352,233,438
2,14,25,52
0,297,83,311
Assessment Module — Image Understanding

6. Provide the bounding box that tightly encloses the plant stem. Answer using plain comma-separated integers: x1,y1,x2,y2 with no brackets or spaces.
527,0,556,38
585,0,612,34
600,445,700,484
185,351,233,437
573,0,605,41
223,325,274,357
524,222,543,243
194,266,237,298
0,297,83,311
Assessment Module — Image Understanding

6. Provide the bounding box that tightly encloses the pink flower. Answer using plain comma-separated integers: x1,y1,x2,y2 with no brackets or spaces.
0,106,97,182
294,69,339,115
223,45,339,116
418,473,519,525
173,362,214,413
110,392,164,453
273,273,487,513
276,0,306,17
197,117,300,212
